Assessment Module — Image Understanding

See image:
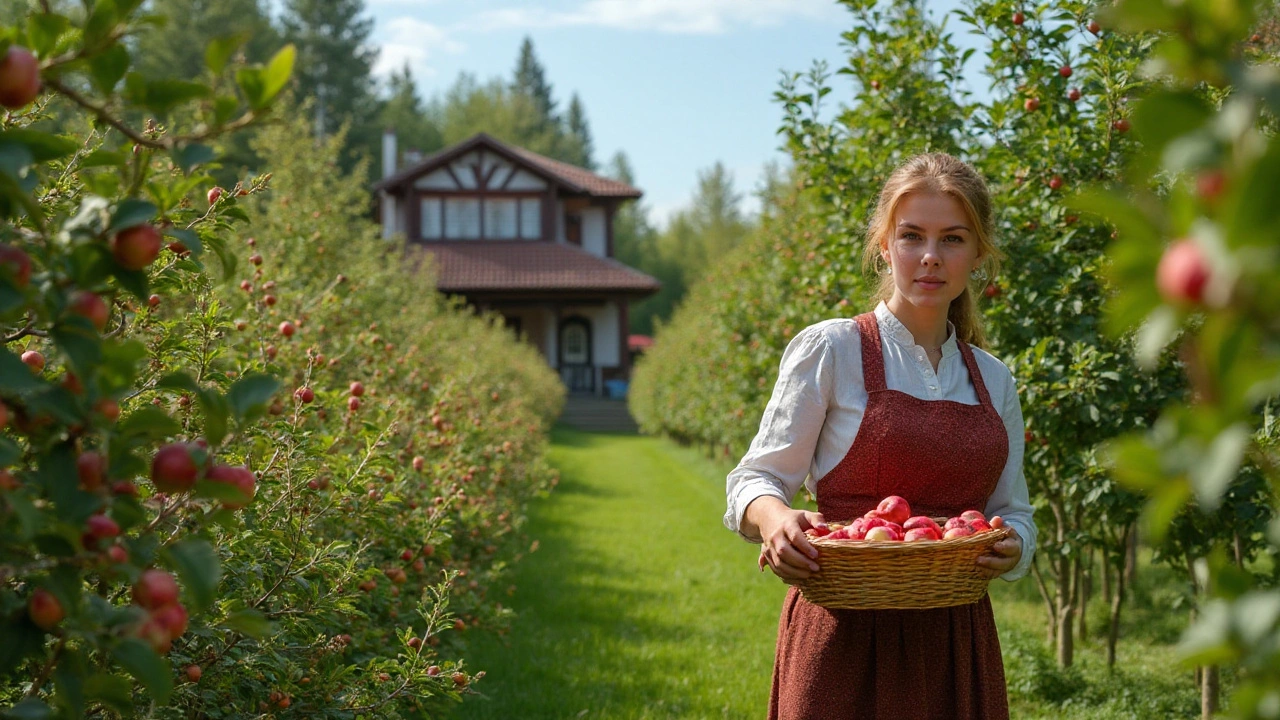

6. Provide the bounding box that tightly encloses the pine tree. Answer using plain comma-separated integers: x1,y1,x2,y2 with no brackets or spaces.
381,63,443,170
280,0,382,169
565,93,595,170
132,0,280,82
511,37,557,125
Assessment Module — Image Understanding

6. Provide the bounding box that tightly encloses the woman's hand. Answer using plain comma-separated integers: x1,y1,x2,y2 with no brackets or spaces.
975,516,1022,579
742,496,827,581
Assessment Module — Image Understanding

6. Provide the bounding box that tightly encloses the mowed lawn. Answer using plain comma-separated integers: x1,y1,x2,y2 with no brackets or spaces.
451,426,786,719
452,426,1206,719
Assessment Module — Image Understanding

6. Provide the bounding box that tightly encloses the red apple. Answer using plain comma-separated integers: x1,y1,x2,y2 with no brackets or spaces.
207,186,224,205
905,527,941,542
960,510,987,523
0,244,32,287
133,568,180,609
69,290,109,331
0,46,41,109
349,381,365,397
151,601,189,640
107,545,129,564
294,386,314,403
348,397,361,412
250,254,263,266
864,526,901,542
28,588,64,630
412,456,425,471
944,517,970,532
861,516,888,531
186,665,203,682
1024,97,1040,112
1113,118,1131,133
148,294,161,307
1196,170,1227,201
984,283,1001,298
903,516,942,534
21,350,44,373
135,615,173,653
1049,175,1064,191
279,321,296,337
1059,65,1072,78
1156,239,1210,306
871,495,911,525
77,451,107,490
151,443,200,492
110,224,162,270
206,464,256,509
85,513,119,541
1068,87,1081,102
1087,20,1101,34
1012,11,1025,25
968,518,994,532
944,526,976,540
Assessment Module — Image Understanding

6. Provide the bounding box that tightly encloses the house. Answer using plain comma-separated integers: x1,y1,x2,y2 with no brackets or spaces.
373,132,660,396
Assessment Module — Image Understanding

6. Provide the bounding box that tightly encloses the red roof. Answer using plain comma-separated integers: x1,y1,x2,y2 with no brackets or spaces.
374,133,641,199
628,334,654,350
412,241,660,295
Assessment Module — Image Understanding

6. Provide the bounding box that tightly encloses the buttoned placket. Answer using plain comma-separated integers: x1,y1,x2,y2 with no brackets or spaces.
878,308,946,398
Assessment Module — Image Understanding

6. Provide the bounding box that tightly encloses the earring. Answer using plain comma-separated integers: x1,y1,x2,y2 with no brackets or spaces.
970,266,988,281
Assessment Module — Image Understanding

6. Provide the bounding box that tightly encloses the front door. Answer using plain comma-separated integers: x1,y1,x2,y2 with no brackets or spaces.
559,316,593,393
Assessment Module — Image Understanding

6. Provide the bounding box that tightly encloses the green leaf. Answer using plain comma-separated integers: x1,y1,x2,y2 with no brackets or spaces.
1189,423,1251,509
80,150,125,169
26,13,70,57
1135,305,1180,368
234,67,265,109
258,44,296,107
1131,90,1213,177
1142,479,1192,544
82,674,133,714
116,407,181,443
205,34,246,75
89,44,130,95
165,539,220,613
0,348,45,393
52,320,103,377
106,199,157,234
1226,140,1280,250
124,75,211,118
1177,600,1237,667
52,649,87,718
0,130,79,163
0,436,20,466
1,699,54,720
222,607,272,639
171,144,216,174
156,372,202,395
110,639,172,705
163,227,202,256
226,374,279,423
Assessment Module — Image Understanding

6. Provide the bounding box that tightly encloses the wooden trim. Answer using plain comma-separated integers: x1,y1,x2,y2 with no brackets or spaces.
619,300,629,376
444,164,464,189
411,189,543,198
498,165,517,190
542,189,556,242
605,201,617,258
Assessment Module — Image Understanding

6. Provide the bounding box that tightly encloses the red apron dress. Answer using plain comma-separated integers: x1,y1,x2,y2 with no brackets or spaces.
768,312,1011,720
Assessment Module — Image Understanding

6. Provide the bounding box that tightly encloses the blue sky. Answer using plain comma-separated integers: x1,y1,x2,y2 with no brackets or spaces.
362,0,859,227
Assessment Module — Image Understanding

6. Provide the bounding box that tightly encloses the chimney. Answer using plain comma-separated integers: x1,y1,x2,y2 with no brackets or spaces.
382,128,397,179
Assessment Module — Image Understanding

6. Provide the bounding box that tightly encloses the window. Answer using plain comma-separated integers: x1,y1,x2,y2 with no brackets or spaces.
444,197,481,239
563,324,588,364
485,198,518,239
420,198,442,239
520,198,541,239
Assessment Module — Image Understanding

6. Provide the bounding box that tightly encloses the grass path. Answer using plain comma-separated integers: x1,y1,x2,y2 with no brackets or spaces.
451,426,785,719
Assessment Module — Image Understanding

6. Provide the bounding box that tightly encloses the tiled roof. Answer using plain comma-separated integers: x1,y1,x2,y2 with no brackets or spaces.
412,241,661,295
374,133,641,199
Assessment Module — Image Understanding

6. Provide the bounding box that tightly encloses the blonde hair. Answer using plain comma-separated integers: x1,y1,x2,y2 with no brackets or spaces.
859,153,1002,349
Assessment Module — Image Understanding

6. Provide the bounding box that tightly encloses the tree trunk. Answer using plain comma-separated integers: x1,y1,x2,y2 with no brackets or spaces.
1125,526,1139,587
1106,525,1131,670
1031,556,1057,647
1202,665,1219,719
1101,555,1112,613
1056,553,1077,668
1078,548,1092,642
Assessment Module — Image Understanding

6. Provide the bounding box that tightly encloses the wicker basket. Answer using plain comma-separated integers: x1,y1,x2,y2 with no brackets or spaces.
794,526,1012,610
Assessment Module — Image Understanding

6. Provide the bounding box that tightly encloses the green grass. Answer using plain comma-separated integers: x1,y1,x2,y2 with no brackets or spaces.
451,427,785,719
453,427,1209,719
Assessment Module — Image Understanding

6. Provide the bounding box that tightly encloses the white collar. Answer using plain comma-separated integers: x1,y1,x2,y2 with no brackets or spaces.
874,301,960,358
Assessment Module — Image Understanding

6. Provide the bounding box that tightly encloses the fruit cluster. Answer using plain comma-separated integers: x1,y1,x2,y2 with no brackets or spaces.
808,495,999,542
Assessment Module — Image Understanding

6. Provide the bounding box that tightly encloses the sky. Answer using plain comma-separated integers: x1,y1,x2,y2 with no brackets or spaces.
361,0,859,228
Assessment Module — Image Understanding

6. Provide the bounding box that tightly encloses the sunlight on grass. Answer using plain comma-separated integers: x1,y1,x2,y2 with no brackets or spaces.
454,428,1206,719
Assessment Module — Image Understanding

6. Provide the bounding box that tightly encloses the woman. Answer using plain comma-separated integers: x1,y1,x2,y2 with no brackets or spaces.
724,153,1038,719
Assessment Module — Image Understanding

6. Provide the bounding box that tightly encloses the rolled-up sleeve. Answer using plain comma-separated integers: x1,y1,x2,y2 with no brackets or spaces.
724,325,833,543
983,368,1038,581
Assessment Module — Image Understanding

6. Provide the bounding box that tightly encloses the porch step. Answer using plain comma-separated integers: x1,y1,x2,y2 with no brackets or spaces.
557,395,639,434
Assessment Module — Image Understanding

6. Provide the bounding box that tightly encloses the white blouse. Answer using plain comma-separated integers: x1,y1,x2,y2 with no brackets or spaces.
724,302,1037,581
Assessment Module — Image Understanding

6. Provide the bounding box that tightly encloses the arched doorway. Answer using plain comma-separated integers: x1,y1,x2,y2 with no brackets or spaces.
559,316,593,393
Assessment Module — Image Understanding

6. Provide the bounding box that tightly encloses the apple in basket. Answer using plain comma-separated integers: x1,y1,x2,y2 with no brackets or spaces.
943,517,970,532
864,525,902,542
903,516,942,535
905,527,942,542
866,495,911,525
943,525,976,540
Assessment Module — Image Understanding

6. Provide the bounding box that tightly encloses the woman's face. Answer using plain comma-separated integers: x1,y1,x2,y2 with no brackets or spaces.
880,191,983,312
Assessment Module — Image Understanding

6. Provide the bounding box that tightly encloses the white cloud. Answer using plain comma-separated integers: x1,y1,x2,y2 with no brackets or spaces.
373,17,466,81
472,0,839,34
